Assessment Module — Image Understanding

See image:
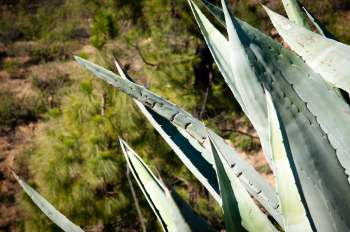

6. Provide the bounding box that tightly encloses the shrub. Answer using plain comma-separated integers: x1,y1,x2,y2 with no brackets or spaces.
90,10,118,49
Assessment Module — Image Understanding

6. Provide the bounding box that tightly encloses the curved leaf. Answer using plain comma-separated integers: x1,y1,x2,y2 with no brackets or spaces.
119,138,214,232
114,59,220,203
74,56,282,226
13,173,84,232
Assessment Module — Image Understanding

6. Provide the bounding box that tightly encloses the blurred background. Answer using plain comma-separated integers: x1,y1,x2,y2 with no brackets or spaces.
0,0,349,231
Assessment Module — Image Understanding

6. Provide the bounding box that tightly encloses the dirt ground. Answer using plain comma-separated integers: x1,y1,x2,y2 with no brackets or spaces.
0,49,45,230
0,123,39,231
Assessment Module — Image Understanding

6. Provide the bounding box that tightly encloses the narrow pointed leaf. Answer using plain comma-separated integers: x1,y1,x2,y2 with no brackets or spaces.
75,56,282,225
281,0,311,29
114,59,220,203
208,130,276,232
220,0,269,162
119,139,214,232
265,6,350,94
202,0,225,27
298,2,336,39
193,2,350,231
202,0,334,39
189,0,274,170
266,91,312,232
13,173,84,232
201,0,226,26
189,0,247,113
113,59,281,224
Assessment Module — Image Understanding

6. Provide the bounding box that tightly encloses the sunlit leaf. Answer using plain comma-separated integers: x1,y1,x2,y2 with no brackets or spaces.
192,1,350,231
75,55,281,226
208,130,276,232
13,173,84,232
266,91,312,232
119,138,215,232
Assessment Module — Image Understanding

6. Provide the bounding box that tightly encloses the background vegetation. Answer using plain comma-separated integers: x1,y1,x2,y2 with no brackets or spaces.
0,0,349,231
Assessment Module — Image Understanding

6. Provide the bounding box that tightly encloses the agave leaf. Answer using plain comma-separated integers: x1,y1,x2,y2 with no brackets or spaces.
202,0,225,27
194,1,350,231
188,0,247,113
280,0,310,29
264,6,350,94
113,59,282,225
170,190,216,232
265,91,312,232
202,0,334,39
298,1,336,39
189,0,273,169
119,138,215,232
114,59,220,202
74,56,282,226
208,130,276,232
13,173,84,232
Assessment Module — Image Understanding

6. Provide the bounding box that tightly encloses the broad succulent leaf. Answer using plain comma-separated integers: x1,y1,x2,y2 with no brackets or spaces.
119,138,214,232
266,91,312,232
265,6,350,94
191,1,350,231
114,59,220,202
208,130,276,232
13,173,84,232
280,0,311,29
74,56,282,226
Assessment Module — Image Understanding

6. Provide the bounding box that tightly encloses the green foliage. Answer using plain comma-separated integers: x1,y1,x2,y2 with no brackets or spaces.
91,10,118,49
0,91,17,130
229,132,260,152
14,173,84,232
22,79,147,231
3,58,21,77
0,0,89,43
21,69,222,230
6,41,79,64
0,90,45,132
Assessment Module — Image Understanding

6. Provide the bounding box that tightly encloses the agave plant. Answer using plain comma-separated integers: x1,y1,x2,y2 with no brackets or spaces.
15,0,350,231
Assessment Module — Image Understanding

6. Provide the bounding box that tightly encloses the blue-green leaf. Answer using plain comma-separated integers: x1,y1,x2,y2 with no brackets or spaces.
189,0,273,171
119,138,215,232
208,130,276,232
13,173,84,232
265,6,350,94
193,2,350,231
281,0,311,29
114,59,220,203
266,91,312,231
74,56,282,226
